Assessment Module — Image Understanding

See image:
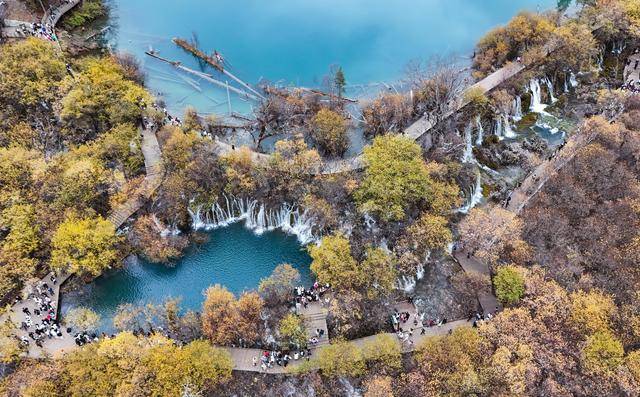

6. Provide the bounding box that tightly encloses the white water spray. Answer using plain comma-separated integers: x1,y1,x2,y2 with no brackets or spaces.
544,77,557,103
512,95,523,121
494,115,516,139
458,173,483,214
188,195,316,244
461,124,474,163
475,115,484,146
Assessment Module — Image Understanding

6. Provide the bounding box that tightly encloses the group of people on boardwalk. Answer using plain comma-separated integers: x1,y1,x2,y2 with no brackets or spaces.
253,348,312,371
392,306,449,346
10,21,57,41
293,281,330,312
15,275,63,348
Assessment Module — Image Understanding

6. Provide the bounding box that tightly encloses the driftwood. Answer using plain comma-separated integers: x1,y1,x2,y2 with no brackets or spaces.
172,38,266,100
144,51,259,101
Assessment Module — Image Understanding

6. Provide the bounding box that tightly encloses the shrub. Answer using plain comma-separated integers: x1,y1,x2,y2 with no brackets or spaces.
493,265,525,305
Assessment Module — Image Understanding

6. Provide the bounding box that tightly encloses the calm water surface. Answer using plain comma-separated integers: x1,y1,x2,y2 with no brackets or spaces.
110,0,555,114
61,223,312,330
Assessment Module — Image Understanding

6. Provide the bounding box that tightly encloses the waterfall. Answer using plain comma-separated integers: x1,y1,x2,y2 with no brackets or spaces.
529,79,547,113
397,265,424,293
188,195,316,244
512,96,523,121
457,173,483,214
397,274,417,292
494,115,516,139
544,77,557,103
461,124,474,163
475,115,484,146
570,72,578,88
596,50,604,72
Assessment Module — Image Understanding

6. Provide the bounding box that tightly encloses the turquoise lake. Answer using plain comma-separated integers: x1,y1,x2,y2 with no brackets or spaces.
109,0,555,115
61,223,312,331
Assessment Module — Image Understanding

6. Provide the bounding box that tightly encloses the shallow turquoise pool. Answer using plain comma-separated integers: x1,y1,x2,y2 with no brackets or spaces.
109,0,555,114
61,222,312,331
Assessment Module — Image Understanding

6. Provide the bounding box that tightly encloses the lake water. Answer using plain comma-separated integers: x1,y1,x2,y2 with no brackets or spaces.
109,0,555,115
61,223,312,331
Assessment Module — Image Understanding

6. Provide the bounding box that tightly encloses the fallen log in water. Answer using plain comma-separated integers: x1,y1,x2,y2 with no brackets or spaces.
172,38,266,100
144,51,259,101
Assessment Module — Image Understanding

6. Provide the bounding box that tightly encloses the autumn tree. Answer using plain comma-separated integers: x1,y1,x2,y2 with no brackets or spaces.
547,20,598,74
314,339,365,377
64,307,101,332
221,146,259,197
264,134,321,202
400,212,452,259
309,234,396,298
570,290,616,335
361,333,402,371
258,263,300,306
363,376,395,397
0,38,66,114
201,284,264,346
473,12,555,77
61,332,232,396
61,57,150,140
355,135,432,222
130,214,188,263
582,331,624,374
362,93,413,137
0,204,40,296
278,313,307,348
459,204,523,264
50,215,119,277
493,265,526,305
310,108,349,157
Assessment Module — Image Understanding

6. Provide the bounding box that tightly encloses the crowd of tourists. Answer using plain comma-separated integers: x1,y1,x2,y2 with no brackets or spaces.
9,21,57,41
253,348,312,371
15,275,66,348
293,281,330,312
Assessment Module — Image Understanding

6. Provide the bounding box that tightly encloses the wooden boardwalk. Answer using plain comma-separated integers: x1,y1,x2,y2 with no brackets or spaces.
1,0,81,39
107,127,164,228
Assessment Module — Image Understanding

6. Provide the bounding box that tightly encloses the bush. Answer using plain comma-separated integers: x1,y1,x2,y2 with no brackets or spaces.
310,108,349,157
583,331,624,374
63,0,106,30
493,265,525,305
361,333,402,371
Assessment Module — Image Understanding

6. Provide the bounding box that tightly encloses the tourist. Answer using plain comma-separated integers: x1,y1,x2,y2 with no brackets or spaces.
252,356,257,366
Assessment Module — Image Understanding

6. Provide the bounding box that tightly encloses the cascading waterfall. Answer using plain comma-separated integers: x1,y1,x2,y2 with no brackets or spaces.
544,77,557,103
461,124,474,163
596,49,604,72
397,263,426,293
457,173,483,214
494,114,516,139
529,78,547,113
512,95,523,121
475,115,484,145
188,195,316,244
570,72,578,88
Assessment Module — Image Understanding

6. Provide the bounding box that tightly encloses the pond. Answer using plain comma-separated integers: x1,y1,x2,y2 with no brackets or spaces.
108,0,556,115
61,222,312,331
